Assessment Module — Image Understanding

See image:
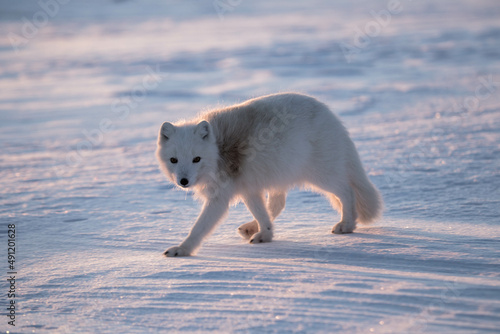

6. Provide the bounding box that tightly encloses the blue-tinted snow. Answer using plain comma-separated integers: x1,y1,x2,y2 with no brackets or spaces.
0,0,499,332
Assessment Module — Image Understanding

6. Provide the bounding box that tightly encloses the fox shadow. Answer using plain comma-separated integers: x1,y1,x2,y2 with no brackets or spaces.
206,225,497,277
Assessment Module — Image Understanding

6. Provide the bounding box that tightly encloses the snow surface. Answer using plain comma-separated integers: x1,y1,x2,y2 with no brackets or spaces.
1,0,499,333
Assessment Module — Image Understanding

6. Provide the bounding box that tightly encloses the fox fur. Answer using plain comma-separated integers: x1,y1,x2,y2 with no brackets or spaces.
156,93,383,257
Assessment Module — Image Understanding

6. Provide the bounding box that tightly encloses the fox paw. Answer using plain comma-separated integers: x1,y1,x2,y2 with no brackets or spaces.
164,246,190,257
237,220,259,240
249,231,273,244
332,221,356,234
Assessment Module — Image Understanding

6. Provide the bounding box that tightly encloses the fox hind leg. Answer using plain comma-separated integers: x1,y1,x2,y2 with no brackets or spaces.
267,191,286,221
313,179,357,234
238,191,286,241
330,185,357,234
237,220,259,240
238,191,286,239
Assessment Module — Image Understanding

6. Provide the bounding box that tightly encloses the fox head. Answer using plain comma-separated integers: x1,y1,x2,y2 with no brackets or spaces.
156,120,218,190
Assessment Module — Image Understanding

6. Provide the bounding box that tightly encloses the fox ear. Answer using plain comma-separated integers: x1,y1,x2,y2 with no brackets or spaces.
194,121,211,140
160,122,175,140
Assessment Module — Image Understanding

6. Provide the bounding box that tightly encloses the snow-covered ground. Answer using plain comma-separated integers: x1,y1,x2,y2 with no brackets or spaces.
1,0,499,332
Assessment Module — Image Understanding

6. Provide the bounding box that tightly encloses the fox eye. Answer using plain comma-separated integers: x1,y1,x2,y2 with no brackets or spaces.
170,158,178,164
192,157,201,163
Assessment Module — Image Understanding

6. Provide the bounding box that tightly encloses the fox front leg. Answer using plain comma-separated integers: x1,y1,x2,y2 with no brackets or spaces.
164,196,230,257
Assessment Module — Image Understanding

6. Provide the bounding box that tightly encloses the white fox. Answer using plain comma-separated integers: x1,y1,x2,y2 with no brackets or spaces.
156,93,383,257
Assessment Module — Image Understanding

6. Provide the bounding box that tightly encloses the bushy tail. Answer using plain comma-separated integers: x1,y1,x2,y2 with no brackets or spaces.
350,158,383,224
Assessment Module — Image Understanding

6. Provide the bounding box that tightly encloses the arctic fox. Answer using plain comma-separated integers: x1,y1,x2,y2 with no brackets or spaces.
156,93,383,257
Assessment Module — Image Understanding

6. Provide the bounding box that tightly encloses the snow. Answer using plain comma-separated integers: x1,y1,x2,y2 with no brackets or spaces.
1,0,499,332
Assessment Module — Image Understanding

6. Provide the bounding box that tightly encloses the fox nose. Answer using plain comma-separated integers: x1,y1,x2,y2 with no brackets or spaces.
180,178,189,187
